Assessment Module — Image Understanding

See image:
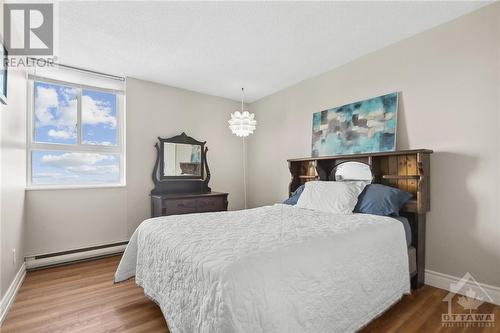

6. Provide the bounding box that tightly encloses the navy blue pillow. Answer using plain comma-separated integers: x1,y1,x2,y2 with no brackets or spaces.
354,184,412,216
283,185,305,205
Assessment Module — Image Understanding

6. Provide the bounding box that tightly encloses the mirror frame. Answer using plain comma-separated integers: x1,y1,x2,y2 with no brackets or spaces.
152,132,211,195
331,161,373,182
158,132,205,180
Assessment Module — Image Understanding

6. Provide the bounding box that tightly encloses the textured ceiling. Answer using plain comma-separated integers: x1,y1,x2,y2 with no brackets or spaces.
57,1,489,102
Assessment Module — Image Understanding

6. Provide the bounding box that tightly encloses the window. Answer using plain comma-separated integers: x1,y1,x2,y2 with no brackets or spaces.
28,77,124,188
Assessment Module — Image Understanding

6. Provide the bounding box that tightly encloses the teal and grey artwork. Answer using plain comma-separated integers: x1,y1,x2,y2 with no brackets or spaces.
312,92,398,157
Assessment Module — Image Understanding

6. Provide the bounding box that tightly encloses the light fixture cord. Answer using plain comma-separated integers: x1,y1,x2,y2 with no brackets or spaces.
241,87,244,112
243,136,247,209
239,87,248,209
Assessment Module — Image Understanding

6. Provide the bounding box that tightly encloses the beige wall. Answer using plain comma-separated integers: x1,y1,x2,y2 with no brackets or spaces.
0,4,27,298
125,78,245,235
247,4,500,287
26,188,127,255
25,78,245,255
1,0,4,299
1,68,27,296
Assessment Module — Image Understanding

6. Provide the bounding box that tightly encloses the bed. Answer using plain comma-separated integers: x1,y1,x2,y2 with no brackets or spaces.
115,149,431,332
116,204,410,332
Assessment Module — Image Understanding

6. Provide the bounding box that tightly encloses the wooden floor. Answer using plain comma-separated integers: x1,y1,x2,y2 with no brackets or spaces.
1,256,498,333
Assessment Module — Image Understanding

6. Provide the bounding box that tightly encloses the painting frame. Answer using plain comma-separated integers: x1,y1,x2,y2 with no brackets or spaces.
0,41,7,105
311,92,399,157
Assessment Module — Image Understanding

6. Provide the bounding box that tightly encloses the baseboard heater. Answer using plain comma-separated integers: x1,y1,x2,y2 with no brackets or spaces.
25,241,128,270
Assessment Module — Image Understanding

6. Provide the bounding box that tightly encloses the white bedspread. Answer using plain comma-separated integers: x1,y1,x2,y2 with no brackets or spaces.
115,204,410,333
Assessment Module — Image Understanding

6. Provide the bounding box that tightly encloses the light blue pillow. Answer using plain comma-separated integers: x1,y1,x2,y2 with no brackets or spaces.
354,184,412,216
283,185,305,205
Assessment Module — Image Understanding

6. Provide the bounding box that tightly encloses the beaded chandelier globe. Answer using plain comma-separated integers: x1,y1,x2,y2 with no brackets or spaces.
228,88,256,137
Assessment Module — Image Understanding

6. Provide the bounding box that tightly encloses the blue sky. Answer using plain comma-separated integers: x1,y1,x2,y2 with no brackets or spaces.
34,81,117,145
82,89,117,146
33,81,119,185
34,81,78,144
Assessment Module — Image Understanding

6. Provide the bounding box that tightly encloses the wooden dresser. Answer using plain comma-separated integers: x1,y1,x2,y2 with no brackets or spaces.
150,133,228,218
151,192,228,217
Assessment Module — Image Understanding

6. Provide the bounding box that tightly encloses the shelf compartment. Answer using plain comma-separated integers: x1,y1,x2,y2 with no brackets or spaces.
382,175,420,180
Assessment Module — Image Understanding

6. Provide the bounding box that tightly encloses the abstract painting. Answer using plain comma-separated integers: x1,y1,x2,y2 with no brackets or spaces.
311,92,398,157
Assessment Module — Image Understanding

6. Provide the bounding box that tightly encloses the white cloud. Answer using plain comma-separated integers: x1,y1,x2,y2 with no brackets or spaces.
82,140,113,146
41,152,114,167
66,164,119,175
48,128,76,139
35,85,78,132
39,152,119,179
35,172,79,179
58,100,78,127
82,95,117,128
35,86,58,124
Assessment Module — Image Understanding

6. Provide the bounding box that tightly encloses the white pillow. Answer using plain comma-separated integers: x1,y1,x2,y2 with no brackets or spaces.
296,181,366,214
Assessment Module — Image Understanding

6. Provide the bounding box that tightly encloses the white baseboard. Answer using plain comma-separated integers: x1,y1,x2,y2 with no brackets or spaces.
25,244,127,270
0,263,26,325
425,269,500,306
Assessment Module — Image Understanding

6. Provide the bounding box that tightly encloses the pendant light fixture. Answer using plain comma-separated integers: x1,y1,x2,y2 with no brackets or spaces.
228,88,256,209
228,88,256,137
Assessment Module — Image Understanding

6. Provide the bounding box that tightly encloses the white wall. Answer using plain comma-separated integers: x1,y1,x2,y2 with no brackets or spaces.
247,3,500,287
25,78,245,255
0,4,27,298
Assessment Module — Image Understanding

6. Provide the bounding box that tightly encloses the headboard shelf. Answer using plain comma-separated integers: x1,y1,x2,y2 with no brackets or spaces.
287,149,433,162
287,148,432,289
382,174,420,180
288,149,432,214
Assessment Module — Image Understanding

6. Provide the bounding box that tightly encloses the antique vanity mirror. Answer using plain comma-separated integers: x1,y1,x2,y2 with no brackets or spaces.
332,161,373,182
152,132,211,194
161,142,203,179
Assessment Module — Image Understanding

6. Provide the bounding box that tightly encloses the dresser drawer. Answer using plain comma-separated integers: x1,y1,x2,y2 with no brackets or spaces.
152,192,229,217
164,198,198,215
196,197,225,212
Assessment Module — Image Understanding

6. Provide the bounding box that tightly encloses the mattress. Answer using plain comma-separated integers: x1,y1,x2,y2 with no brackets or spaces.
115,204,410,333
390,216,416,275
391,216,412,247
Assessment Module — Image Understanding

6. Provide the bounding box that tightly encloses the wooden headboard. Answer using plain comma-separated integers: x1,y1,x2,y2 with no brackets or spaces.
287,149,433,288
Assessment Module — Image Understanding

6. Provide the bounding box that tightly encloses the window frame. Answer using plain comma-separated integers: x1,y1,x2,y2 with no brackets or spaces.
26,76,126,190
